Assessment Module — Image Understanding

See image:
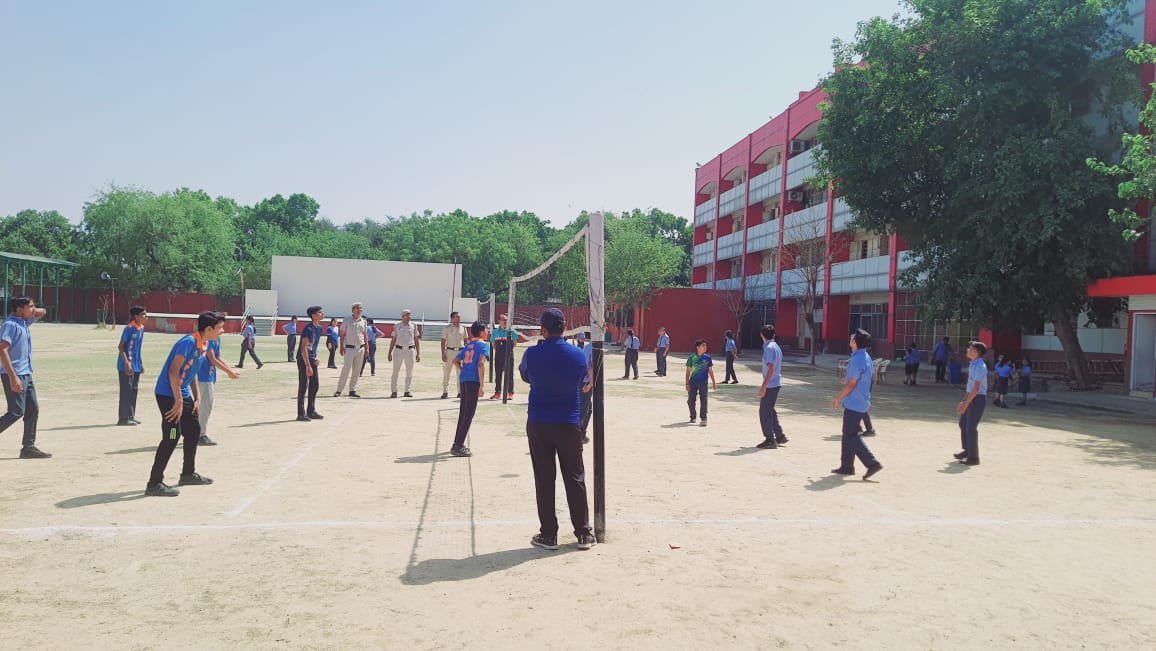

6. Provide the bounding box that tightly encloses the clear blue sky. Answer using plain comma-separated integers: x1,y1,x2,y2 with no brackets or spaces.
0,0,905,226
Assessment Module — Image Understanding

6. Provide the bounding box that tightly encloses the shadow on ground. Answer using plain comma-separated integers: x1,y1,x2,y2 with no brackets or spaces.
400,547,576,585
56,491,147,508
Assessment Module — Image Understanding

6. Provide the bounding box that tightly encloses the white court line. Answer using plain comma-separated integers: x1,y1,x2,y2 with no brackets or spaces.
223,403,362,517
3,517,1154,538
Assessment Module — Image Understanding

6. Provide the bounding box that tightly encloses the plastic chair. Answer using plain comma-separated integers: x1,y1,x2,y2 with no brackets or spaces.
875,359,891,383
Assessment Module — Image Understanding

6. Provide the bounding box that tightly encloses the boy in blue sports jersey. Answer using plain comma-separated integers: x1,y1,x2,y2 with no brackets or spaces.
145,311,226,497
296,306,326,421
196,324,240,446
117,305,148,426
685,338,717,427
831,329,883,480
0,297,51,459
450,322,489,457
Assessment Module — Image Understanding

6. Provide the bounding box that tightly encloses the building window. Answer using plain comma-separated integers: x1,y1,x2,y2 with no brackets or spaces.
850,302,888,340
764,206,780,222
731,259,741,277
706,227,714,241
761,252,775,274
705,266,714,282
733,213,744,230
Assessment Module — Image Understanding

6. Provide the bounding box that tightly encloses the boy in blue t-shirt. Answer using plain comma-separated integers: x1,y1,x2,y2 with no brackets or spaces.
685,338,717,427
450,322,490,457
117,305,148,426
830,328,883,480
0,297,51,459
954,341,989,465
145,311,227,497
237,315,263,369
196,333,240,447
296,306,326,421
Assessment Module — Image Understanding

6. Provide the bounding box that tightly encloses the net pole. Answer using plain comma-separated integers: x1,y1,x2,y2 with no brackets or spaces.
504,282,516,405
488,292,496,384
588,211,607,543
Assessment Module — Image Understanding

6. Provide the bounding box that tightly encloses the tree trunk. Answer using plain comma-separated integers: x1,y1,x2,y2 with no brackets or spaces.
805,314,817,365
1050,303,1094,390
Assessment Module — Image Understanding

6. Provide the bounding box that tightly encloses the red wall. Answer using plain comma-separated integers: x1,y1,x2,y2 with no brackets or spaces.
777,299,799,339
825,294,851,353
633,288,736,353
7,286,243,324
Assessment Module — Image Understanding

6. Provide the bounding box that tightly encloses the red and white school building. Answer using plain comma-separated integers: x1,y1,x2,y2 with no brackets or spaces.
688,0,1156,396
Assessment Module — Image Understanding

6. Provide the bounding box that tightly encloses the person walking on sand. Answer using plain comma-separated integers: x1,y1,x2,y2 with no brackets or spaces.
830,328,883,481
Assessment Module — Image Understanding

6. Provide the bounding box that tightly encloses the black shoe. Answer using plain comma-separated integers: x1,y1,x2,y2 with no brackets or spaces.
531,534,559,550
999,402,1008,408
390,392,398,399
257,363,264,369
129,418,142,425
622,376,629,379
334,391,342,397
348,391,361,398
699,419,707,427
862,430,877,437
327,365,338,369
441,392,448,399
307,412,324,420
831,467,855,475
960,458,980,466
19,446,52,459
775,436,789,445
634,376,639,380
863,463,883,481
145,482,179,497
117,419,137,426
756,439,778,449
576,532,597,550
198,435,217,446
404,392,413,398
953,450,968,460
450,446,472,457
296,415,311,422
178,472,213,486
689,417,697,424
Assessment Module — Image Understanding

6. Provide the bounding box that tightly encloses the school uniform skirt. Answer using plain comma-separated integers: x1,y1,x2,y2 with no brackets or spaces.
1017,375,1031,394
995,376,1010,394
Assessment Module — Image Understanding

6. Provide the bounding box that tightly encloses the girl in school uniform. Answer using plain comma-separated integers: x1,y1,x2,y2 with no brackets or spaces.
1016,357,1032,406
903,344,921,385
993,354,1013,407
325,318,341,369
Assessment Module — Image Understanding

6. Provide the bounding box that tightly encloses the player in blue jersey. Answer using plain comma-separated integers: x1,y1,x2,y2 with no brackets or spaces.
450,322,490,457
116,305,148,426
145,311,227,497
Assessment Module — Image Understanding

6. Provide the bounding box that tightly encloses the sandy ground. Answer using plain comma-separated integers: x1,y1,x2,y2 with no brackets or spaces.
1,325,1154,650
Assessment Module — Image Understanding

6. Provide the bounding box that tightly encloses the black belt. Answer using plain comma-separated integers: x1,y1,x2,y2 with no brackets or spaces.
445,347,461,351
345,345,364,349
395,345,415,349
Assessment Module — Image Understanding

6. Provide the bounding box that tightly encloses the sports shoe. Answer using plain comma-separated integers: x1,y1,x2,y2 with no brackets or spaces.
256,363,263,370
862,430,877,437
831,467,855,475
450,446,472,457
507,391,514,397
699,419,707,427
689,417,697,424
490,393,500,400
391,392,399,399
198,435,217,446
531,534,559,550
755,439,778,449
19,446,52,459
863,464,883,481
348,391,361,398
775,436,789,445
129,418,142,425
621,375,629,379
178,472,214,486
403,392,413,398
296,415,311,422
307,412,324,420
576,532,597,550
117,420,137,426
145,482,180,497
334,391,342,397
959,458,980,466
441,392,448,399
953,450,968,460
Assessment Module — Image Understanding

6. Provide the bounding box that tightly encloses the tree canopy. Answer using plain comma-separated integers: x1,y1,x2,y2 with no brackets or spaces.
3,188,692,309
816,0,1137,387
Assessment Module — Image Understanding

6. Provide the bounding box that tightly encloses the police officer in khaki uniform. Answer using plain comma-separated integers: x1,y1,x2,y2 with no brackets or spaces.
334,302,368,398
388,309,421,398
441,311,468,399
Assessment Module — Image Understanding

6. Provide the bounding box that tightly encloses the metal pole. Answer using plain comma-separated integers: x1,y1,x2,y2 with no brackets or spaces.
587,211,607,543
39,265,45,312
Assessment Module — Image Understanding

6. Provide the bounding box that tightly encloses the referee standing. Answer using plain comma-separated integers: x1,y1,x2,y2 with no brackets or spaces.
334,302,367,398
441,311,468,399
389,309,421,398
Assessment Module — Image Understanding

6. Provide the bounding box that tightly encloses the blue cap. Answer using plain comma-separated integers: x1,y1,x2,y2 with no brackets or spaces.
540,308,565,331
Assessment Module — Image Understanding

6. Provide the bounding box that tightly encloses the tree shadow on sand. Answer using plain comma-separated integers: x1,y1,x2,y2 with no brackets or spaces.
400,547,575,585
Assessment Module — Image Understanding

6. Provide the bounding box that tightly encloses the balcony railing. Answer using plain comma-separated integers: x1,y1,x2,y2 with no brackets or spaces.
829,255,890,295
782,204,827,246
745,219,779,254
693,281,712,290
694,197,717,226
748,163,782,205
785,146,820,189
832,197,853,232
715,230,744,260
692,241,715,267
714,276,742,291
719,182,746,217
743,272,777,301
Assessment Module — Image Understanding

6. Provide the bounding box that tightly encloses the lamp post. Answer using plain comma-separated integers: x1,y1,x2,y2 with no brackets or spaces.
100,271,116,330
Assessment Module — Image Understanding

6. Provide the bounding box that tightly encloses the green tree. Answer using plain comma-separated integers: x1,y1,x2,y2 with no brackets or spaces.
1089,43,1156,242
80,186,239,296
0,209,78,261
817,0,1136,388
605,216,686,318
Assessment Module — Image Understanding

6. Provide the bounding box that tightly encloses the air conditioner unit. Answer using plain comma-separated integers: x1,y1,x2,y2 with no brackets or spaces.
787,190,805,202
789,140,807,154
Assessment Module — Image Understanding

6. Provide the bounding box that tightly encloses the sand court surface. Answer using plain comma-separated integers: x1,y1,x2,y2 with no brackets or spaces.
1,325,1154,649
